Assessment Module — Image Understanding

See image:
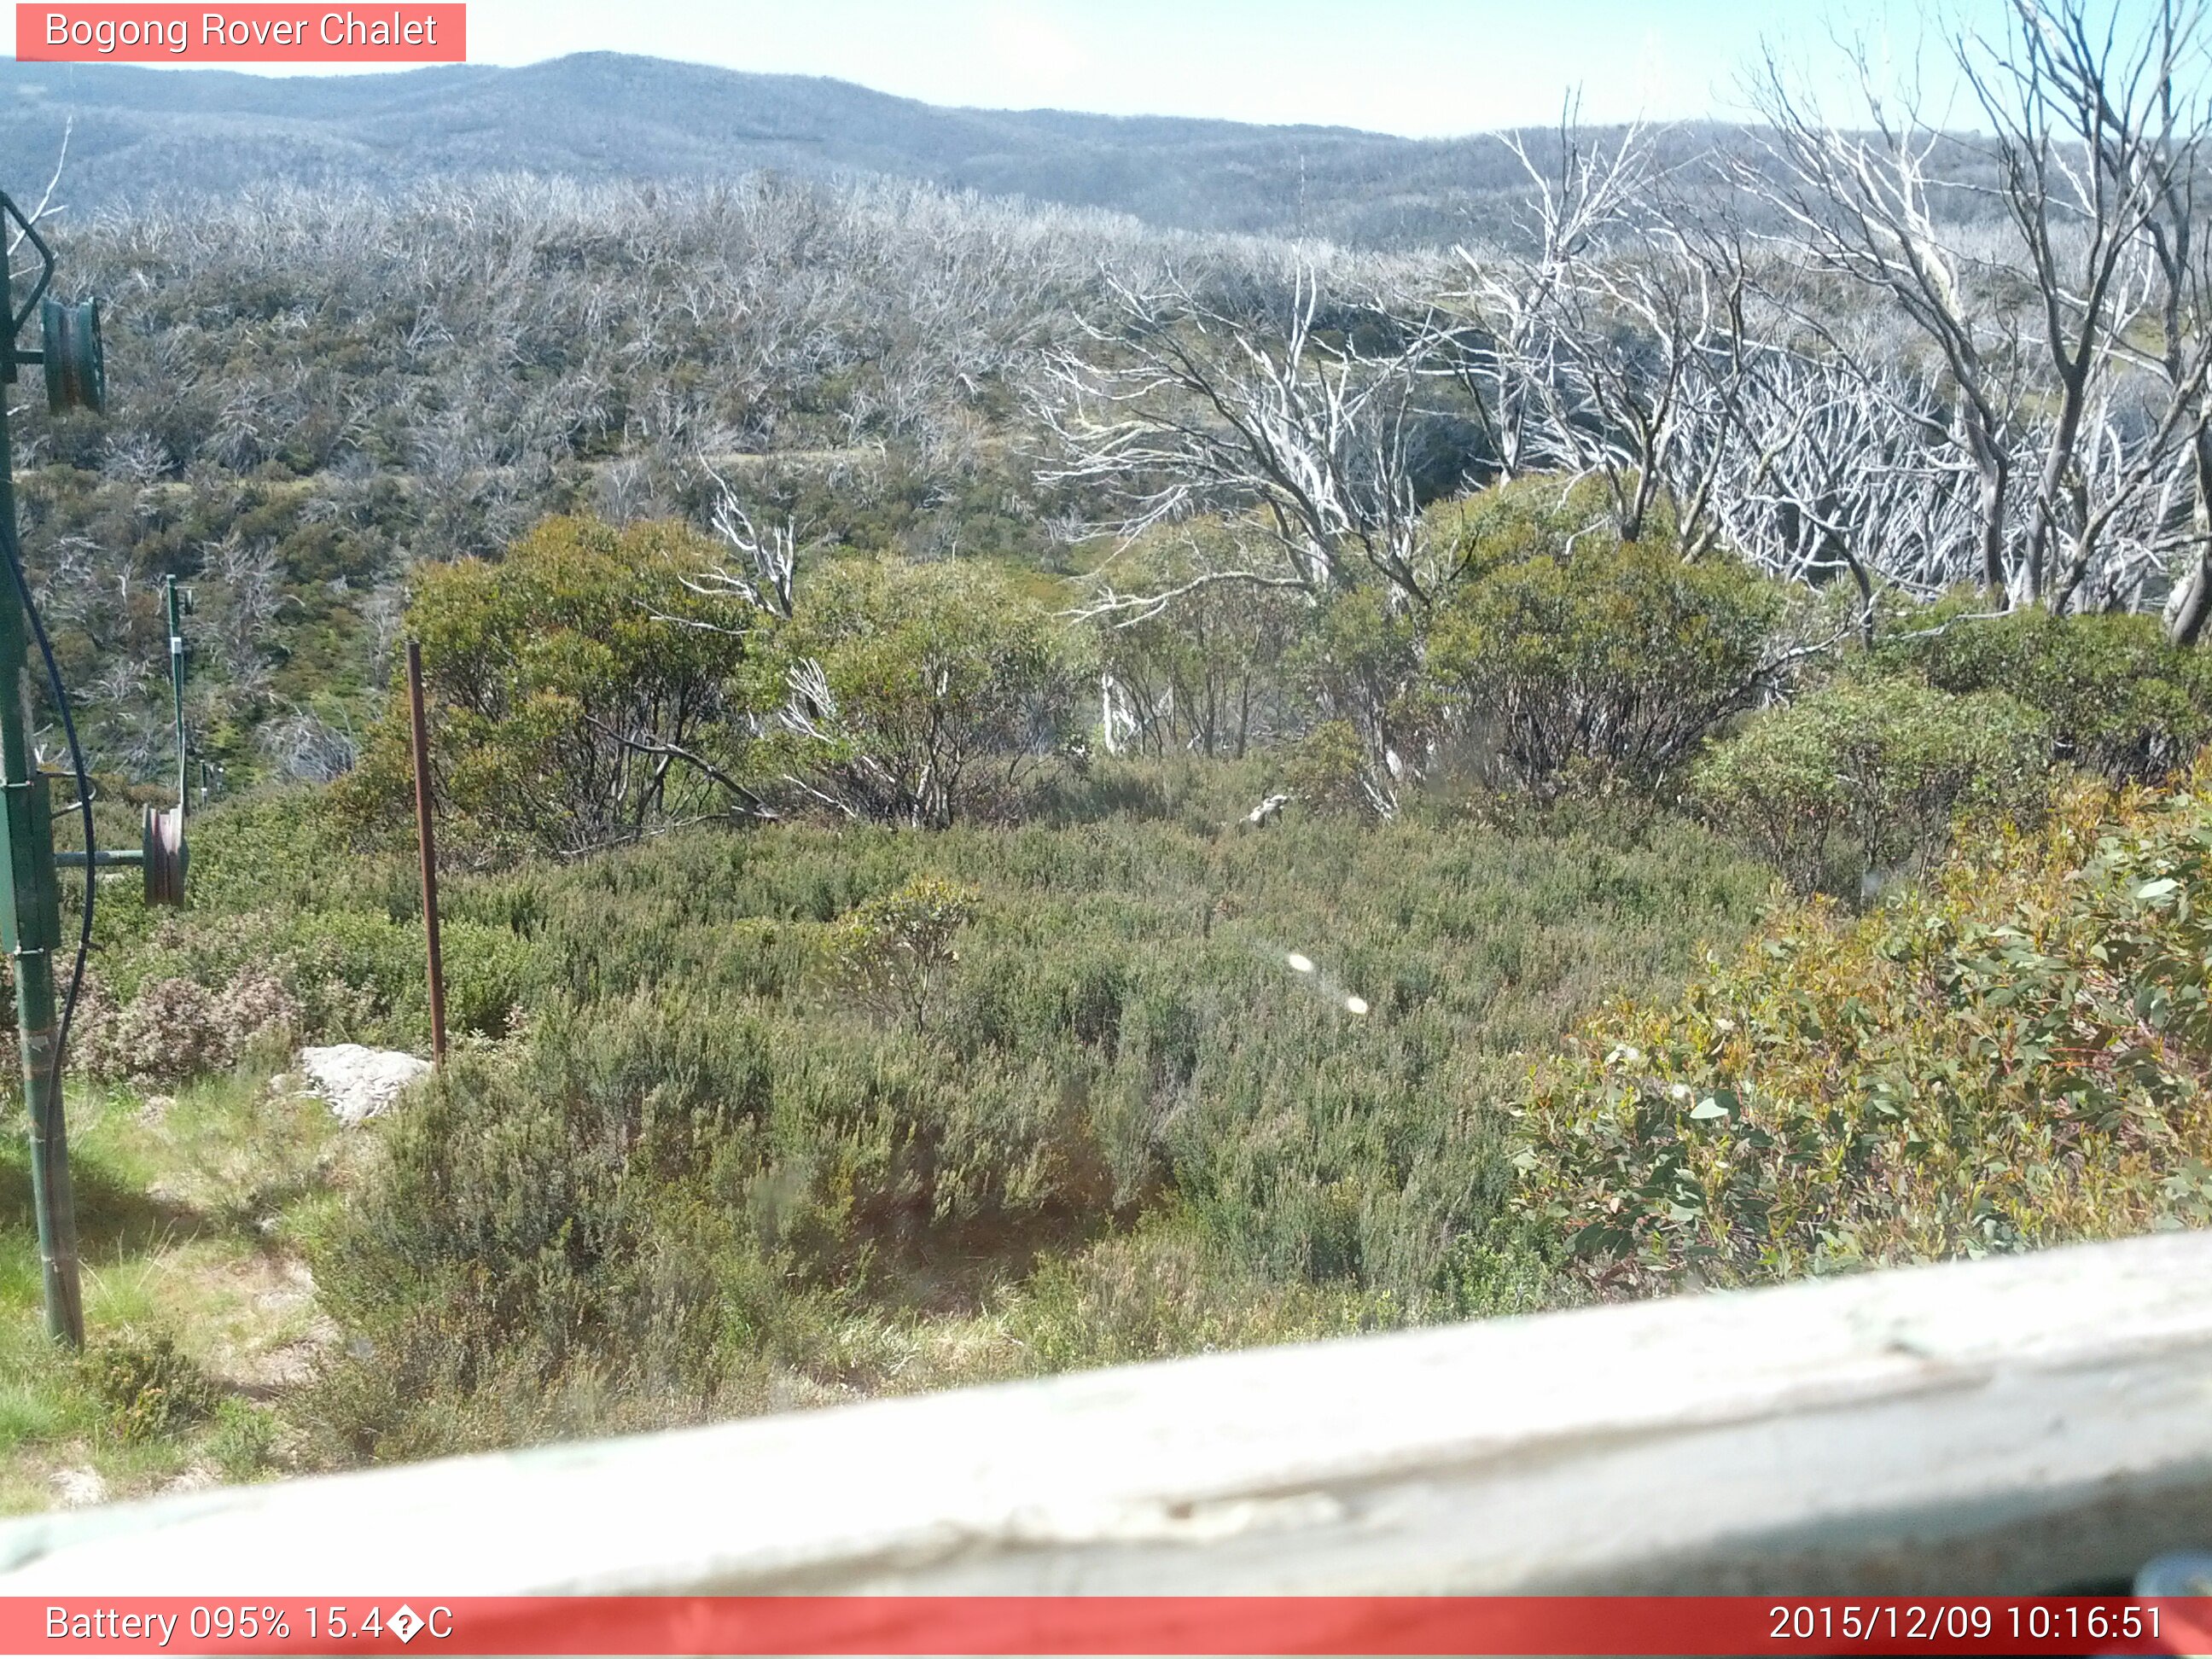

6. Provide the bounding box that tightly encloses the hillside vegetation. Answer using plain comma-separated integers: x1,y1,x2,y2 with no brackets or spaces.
0,769,1771,1483
20,701,2212,1491
4,0,2212,1507
16,484,2212,1490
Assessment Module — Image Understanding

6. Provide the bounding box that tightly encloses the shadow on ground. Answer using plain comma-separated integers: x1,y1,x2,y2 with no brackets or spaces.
0,1144,209,1264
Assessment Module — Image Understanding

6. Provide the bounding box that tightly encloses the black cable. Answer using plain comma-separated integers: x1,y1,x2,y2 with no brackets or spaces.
0,535,93,1086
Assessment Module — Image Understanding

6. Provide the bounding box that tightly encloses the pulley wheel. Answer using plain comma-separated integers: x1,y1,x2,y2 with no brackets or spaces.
142,804,186,908
40,296,104,416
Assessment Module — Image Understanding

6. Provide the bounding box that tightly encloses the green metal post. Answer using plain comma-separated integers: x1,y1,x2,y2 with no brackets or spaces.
166,577,185,816
0,399,80,1348
0,195,103,1351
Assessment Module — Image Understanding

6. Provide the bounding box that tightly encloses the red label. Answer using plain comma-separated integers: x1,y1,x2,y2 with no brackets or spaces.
15,5,465,61
0,1597,2208,1656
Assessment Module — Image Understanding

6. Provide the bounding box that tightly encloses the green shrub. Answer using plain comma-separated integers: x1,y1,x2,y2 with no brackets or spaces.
1285,587,1435,813
1426,508,1783,796
431,918,534,1039
1692,674,2053,893
833,875,980,1033
1513,775,2212,1297
308,1031,741,1437
1887,608,2212,783
335,515,765,859
1093,521,1304,760
172,790,403,922
84,1332,217,1444
1283,720,1372,817
74,966,303,1086
759,557,1080,828
207,1398,279,1482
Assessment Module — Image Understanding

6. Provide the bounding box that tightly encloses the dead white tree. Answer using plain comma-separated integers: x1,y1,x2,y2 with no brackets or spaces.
690,479,799,620
1745,42,2026,603
1693,343,1992,631
1036,266,1465,614
3,114,69,275
1452,120,1794,556
1559,225,1753,548
1743,3,2212,627
1961,0,2212,614
1446,110,1656,491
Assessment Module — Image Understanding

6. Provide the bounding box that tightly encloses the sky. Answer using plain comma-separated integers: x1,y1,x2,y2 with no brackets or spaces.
8,0,2048,137
449,0,1939,136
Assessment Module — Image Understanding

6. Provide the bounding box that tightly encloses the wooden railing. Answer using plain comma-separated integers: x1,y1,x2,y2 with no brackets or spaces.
0,1228,2208,1594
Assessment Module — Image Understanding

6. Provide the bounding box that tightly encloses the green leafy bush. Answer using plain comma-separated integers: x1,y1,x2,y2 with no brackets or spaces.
1691,673,2053,893
1513,776,2212,1297
1887,608,2212,783
335,515,764,859
1285,586,1436,813
1283,720,1373,817
1094,521,1305,760
207,1398,279,1482
833,875,980,1033
1426,506,1782,796
760,557,1079,828
84,785,538,1064
1000,1223,1376,1370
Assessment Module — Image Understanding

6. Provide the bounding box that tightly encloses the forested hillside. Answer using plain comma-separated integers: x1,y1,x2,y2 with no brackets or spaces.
0,3,2209,1510
20,174,1154,784
0,53,1754,246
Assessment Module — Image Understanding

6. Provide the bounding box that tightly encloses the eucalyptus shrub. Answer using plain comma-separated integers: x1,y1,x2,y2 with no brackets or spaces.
1691,673,2053,894
1425,522,1782,797
1282,720,1371,816
1513,776,2212,1297
336,515,765,860
757,556,1080,829
1885,608,2212,783
833,874,981,1033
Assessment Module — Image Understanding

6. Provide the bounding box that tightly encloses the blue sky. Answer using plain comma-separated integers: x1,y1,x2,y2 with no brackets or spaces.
418,0,2005,135
15,1,2046,136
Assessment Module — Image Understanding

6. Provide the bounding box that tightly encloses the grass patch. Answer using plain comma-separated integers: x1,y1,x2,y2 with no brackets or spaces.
0,1071,341,1512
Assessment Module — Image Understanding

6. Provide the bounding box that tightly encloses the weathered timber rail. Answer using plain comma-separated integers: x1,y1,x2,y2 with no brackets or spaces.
0,1228,2207,1594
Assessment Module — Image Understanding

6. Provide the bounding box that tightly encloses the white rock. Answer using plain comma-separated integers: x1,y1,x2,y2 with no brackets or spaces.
50,1467,105,1508
296,1045,433,1126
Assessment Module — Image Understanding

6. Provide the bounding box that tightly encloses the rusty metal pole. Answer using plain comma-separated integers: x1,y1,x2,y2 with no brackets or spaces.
406,640,447,1068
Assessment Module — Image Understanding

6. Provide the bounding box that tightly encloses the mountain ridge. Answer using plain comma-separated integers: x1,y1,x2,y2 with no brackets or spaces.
0,50,1662,246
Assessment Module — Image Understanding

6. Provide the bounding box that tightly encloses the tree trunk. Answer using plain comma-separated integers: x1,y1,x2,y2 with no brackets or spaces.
1976,456,2011,602
2165,444,2212,647
2167,535,2212,646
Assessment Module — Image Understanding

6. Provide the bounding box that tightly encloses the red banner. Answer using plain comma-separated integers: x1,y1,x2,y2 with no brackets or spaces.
3,1596,2210,1656
15,6,465,62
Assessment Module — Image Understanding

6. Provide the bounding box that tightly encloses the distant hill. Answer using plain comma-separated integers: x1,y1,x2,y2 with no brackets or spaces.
0,51,1725,247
